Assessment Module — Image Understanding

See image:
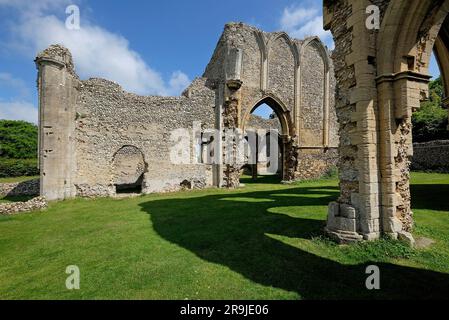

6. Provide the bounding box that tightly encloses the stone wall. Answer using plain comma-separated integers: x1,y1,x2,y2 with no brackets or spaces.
74,77,216,197
246,114,281,131
0,196,47,215
0,179,39,197
412,140,449,172
296,148,339,180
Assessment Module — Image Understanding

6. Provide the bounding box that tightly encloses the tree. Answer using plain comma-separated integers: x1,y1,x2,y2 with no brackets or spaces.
412,77,449,142
0,120,38,159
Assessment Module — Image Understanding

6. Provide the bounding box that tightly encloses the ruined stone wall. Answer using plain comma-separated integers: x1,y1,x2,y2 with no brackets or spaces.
0,196,47,215
37,22,340,198
296,148,339,180
204,23,339,184
74,77,216,197
412,140,449,172
246,115,281,132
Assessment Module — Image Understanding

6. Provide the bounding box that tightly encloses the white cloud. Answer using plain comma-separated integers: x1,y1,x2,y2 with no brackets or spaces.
0,72,30,98
280,5,334,49
280,7,318,31
0,100,38,123
168,71,191,96
2,1,190,96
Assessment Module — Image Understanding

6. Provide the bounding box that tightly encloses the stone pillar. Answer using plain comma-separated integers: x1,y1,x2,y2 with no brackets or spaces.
324,0,380,242
222,48,243,188
35,45,79,200
323,0,438,243
377,72,431,236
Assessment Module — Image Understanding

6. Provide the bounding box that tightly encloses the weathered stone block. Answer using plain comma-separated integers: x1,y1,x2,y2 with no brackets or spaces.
328,201,340,218
398,231,415,248
360,218,380,234
340,204,356,219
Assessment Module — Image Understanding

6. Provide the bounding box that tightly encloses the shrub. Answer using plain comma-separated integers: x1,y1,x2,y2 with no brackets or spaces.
0,120,38,159
413,77,449,142
0,158,39,178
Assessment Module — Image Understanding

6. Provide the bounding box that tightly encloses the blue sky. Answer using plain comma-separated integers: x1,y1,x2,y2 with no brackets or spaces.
0,0,441,122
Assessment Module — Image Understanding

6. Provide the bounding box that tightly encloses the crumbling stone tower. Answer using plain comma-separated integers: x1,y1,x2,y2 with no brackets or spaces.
323,0,449,243
35,46,79,200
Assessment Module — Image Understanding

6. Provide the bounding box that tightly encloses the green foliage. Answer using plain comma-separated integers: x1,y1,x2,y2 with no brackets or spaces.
0,120,38,177
322,165,339,179
0,120,38,159
413,77,449,142
0,158,39,178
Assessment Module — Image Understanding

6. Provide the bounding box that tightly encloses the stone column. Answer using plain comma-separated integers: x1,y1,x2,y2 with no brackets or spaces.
377,72,431,237
324,0,380,242
35,45,79,200
222,48,243,188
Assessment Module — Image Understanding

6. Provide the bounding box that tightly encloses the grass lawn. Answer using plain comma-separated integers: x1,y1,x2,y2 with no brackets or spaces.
0,173,449,299
0,176,38,183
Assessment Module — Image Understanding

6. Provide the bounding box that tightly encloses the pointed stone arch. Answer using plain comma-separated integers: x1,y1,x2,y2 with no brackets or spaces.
266,32,300,66
265,33,299,114
241,94,296,181
242,94,293,137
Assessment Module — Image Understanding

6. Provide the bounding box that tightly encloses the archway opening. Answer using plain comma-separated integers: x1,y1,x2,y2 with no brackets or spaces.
240,99,287,184
411,50,449,173
112,145,146,195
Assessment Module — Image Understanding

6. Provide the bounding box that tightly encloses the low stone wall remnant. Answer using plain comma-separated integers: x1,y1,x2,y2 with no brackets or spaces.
0,196,47,215
412,140,449,172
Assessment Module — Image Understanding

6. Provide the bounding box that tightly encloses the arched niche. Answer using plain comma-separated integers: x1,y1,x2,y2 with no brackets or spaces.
112,145,147,194
266,33,298,112
298,37,331,147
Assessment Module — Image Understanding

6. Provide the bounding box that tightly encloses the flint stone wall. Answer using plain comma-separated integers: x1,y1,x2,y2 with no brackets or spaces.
75,77,216,197
246,114,282,131
412,140,449,172
297,148,339,180
0,196,47,215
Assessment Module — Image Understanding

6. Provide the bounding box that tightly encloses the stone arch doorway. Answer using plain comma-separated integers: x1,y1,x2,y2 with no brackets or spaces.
112,145,147,194
241,95,295,182
323,0,449,242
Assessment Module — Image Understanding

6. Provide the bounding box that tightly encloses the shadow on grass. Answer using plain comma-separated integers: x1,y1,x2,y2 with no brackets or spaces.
140,184,449,299
411,184,449,212
0,195,35,203
240,174,283,185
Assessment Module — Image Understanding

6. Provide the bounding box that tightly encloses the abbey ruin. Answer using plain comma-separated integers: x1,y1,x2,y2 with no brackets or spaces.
35,0,449,245
35,23,338,201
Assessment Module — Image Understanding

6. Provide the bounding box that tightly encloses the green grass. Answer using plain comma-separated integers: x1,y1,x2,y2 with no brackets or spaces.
0,173,449,299
0,176,38,183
